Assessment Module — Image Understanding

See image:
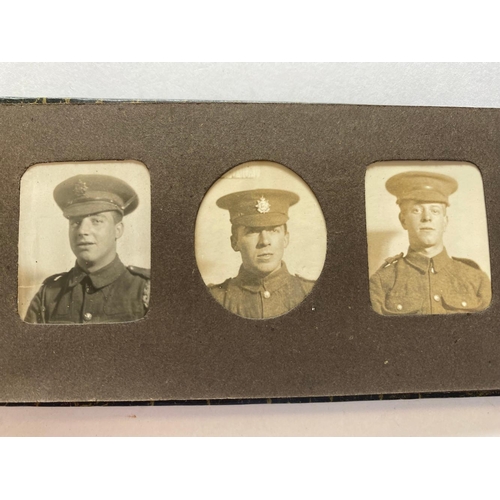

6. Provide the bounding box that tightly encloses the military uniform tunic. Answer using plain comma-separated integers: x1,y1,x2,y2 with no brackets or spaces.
369,248,491,315
24,255,150,324
209,262,315,319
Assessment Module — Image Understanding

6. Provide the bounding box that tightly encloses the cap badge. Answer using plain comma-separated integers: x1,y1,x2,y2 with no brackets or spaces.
255,196,271,214
73,179,88,197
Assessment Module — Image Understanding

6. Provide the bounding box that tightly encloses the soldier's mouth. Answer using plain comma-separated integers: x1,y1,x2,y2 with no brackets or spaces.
257,253,274,260
419,228,434,231
77,242,95,247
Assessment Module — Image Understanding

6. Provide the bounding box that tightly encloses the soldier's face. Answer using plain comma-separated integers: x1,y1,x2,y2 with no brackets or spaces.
400,201,448,250
232,225,289,276
69,211,124,270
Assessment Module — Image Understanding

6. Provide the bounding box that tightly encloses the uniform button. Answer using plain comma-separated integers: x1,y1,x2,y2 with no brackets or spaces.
83,312,93,321
396,304,403,311
433,295,440,302
263,291,271,299
461,301,467,307
85,286,90,293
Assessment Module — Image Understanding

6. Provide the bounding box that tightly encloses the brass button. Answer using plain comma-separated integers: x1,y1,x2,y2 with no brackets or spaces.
461,301,467,307
433,295,440,302
396,304,403,311
83,312,93,321
263,291,271,299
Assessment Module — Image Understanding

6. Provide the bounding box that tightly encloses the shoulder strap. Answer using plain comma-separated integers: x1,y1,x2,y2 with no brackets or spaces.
295,274,315,283
452,257,481,270
127,265,151,279
380,252,404,269
42,272,67,285
208,278,231,290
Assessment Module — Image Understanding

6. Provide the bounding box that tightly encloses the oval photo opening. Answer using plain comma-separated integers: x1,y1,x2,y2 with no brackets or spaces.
195,160,327,320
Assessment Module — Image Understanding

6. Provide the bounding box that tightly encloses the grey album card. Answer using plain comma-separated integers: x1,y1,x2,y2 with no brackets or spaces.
1,99,499,403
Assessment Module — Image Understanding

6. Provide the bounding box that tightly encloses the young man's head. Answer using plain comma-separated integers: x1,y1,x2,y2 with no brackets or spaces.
69,210,124,271
217,189,299,277
231,223,289,277
398,201,448,252
54,174,138,272
386,171,458,255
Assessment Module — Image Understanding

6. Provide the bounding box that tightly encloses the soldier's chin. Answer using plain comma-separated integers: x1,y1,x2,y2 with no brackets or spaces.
254,262,280,276
417,236,438,246
75,248,96,260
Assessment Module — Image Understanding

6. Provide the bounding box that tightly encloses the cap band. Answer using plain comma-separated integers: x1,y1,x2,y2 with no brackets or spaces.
397,189,450,206
231,212,289,227
63,201,124,218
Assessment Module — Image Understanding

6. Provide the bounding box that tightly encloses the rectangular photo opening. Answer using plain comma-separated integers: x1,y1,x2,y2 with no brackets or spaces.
18,160,151,324
365,161,491,316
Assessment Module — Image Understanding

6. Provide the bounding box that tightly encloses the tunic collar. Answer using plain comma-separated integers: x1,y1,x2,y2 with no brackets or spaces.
68,255,126,289
405,247,451,273
233,261,292,293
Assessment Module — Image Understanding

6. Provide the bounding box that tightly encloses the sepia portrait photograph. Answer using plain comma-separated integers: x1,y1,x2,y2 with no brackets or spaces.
195,161,327,320
366,161,491,316
18,160,151,324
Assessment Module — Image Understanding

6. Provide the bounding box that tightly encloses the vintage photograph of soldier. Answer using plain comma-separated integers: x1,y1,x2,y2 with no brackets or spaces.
366,163,491,316
19,161,151,324
195,161,327,320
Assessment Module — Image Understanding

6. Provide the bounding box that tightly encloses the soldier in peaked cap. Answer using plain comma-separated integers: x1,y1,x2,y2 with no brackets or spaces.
24,174,150,324
369,171,491,315
208,189,315,319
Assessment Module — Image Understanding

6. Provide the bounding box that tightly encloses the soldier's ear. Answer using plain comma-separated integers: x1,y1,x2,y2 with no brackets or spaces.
399,211,408,230
230,234,239,252
115,222,124,240
283,230,289,248
231,226,243,252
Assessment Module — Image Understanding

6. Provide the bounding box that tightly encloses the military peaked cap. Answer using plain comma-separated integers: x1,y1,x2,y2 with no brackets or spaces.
54,174,139,218
216,189,300,227
386,171,458,206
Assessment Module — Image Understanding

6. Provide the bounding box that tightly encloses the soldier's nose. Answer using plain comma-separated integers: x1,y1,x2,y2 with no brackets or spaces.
258,230,271,246
421,210,432,221
77,218,92,234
